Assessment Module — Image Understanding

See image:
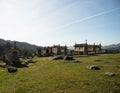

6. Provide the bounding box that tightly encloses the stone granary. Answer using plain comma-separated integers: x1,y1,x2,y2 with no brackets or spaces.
74,42,101,55
36,45,67,56
36,42,102,56
51,45,67,55
36,47,52,56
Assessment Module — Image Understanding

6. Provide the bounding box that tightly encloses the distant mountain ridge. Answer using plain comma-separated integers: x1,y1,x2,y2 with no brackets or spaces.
0,38,39,51
102,43,120,52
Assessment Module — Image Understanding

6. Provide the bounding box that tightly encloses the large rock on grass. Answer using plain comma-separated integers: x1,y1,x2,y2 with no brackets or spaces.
0,63,6,68
25,59,34,64
64,56,74,60
7,66,17,73
87,65,100,70
52,55,64,60
24,59,35,67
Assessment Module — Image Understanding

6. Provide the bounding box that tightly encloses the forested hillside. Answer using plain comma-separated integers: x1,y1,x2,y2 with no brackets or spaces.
0,38,38,50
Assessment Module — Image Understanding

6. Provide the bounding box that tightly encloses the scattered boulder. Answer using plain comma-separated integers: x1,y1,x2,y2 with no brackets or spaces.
52,55,64,60
87,65,100,70
104,72,116,76
7,66,17,73
64,56,74,60
20,63,28,67
24,59,35,67
25,59,34,64
0,63,6,68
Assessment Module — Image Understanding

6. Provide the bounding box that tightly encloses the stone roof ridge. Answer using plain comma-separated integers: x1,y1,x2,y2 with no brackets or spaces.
74,43,86,46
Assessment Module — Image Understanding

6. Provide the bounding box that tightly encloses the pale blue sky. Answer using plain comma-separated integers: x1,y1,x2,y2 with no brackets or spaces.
0,0,120,46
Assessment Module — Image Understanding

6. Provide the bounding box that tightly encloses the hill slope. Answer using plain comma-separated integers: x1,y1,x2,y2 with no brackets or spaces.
102,43,120,52
0,38,39,51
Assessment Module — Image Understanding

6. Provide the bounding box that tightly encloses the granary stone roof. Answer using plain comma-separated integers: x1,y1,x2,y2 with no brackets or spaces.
74,43,87,47
51,45,67,48
74,43,101,47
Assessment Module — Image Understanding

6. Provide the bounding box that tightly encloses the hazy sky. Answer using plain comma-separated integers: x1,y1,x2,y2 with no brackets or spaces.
0,0,120,46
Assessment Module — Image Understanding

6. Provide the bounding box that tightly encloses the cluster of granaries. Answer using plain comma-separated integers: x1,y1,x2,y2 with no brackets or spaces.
0,42,102,73
36,43,102,57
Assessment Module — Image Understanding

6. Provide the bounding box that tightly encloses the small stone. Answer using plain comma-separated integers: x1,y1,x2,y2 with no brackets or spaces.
104,72,116,76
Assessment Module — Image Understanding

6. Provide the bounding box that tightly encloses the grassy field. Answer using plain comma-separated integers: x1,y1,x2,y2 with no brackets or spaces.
0,54,120,93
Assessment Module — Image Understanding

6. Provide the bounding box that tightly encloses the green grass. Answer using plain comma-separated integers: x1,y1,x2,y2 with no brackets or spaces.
0,54,120,93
